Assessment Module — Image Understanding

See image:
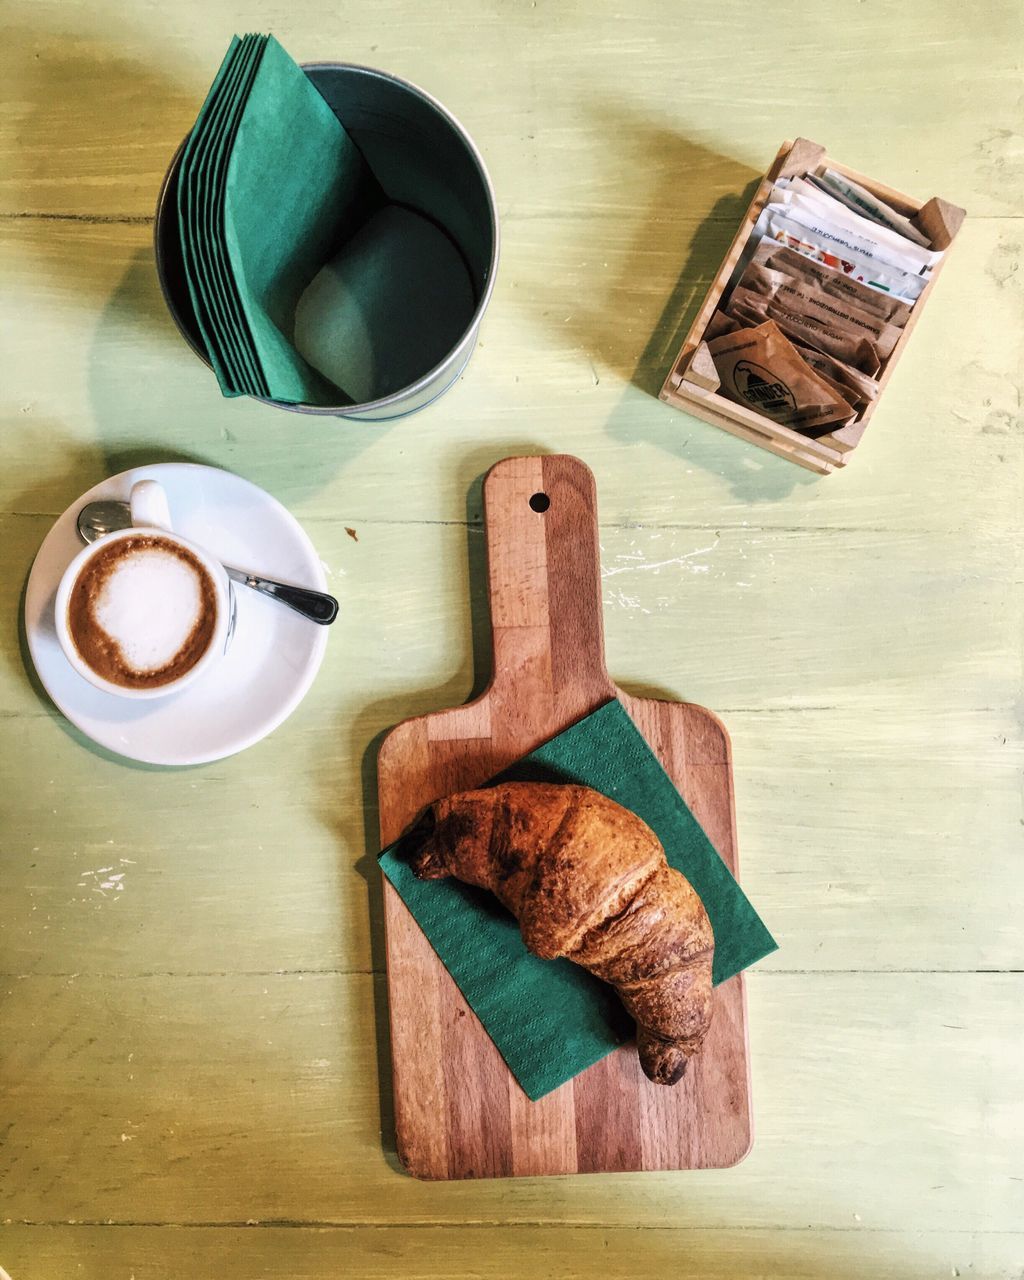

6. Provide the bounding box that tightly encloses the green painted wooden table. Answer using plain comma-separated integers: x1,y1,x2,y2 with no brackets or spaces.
2,0,1022,1275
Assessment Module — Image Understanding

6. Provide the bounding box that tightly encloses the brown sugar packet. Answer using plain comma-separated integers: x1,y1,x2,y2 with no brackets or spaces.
729,294,881,377
794,355,867,416
727,286,883,377
751,240,912,327
792,342,880,412
735,263,902,359
704,309,741,341
707,319,854,435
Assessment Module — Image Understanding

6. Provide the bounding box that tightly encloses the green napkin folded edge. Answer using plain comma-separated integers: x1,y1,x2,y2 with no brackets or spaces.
200,34,269,395
183,34,268,395
223,34,381,404
379,698,777,1101
177,33,250,392
178,34,384,404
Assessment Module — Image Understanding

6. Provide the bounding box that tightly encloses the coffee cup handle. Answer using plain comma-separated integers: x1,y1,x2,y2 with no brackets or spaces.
129,480,173,532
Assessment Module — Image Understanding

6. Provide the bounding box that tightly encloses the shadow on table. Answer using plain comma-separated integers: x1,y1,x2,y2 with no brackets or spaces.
562,111,763,393
88,247,394,504
7,17,405,501
557,108,821,503
4,21,200,216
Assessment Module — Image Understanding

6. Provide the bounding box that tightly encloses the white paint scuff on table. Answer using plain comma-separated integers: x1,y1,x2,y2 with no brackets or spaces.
75,858,135,900
600,535,719,612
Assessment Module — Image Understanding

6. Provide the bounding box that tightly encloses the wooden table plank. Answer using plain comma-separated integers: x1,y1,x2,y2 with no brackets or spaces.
3,1225,1024,1280
1,217,1020,535
3,0,1021,218
4,512,1022,720
2,507,1020,981
1,973,1022,1230
0,703,1019,977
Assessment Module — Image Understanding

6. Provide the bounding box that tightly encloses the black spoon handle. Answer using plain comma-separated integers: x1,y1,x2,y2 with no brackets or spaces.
224,567,339,625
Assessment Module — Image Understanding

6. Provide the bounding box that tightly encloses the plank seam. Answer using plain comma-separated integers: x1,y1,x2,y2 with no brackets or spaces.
2,704,1018,721
0,212,153,225
3,212,1018,225
1,968,1021,980
3,1221,1023,1233
7,513,1024,543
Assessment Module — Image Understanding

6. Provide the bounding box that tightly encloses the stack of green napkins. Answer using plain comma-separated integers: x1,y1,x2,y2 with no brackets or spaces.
380,699,777,1101
176,34,382,404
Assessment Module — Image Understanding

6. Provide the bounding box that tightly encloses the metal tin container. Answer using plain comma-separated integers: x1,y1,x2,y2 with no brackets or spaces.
154,62,499,420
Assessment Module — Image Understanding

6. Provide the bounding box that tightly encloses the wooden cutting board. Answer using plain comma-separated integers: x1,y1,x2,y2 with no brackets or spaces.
377,455,751,1179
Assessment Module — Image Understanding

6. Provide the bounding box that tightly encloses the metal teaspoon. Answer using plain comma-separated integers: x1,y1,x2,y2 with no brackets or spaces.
76,500,339,625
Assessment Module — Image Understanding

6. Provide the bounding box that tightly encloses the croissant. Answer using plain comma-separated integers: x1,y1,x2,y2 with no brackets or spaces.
409,781,714,1085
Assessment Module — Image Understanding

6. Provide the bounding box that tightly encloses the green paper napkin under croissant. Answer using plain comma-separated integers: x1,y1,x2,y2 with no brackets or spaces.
177,34,384,404
380,699,777,1101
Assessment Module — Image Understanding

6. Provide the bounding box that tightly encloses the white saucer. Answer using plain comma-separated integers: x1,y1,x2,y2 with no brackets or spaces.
25,463,331,766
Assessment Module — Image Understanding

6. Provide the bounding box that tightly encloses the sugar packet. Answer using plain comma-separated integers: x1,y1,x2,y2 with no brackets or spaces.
727,285,883,375
816,168,932,248
707,320,855,435
735,261,903,359
704,309,741,341
750,241,912,327
782,176,936,260
769,179,938,272
792,342,880,413
749,207,927,300
763,192,940,276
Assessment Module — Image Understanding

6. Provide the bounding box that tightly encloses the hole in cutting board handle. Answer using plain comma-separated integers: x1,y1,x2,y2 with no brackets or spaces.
529,492,550,513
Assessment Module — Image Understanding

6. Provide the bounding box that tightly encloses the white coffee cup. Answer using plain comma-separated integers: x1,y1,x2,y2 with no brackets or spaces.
54,480,232,700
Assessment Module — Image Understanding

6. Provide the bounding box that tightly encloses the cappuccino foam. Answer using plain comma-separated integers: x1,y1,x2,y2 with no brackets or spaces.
67,535,218,690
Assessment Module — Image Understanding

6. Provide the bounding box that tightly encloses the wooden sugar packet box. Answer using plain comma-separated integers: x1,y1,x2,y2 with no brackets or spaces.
660,137,965,475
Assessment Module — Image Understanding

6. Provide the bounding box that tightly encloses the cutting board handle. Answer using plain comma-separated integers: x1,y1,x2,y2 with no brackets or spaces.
483,455,616,728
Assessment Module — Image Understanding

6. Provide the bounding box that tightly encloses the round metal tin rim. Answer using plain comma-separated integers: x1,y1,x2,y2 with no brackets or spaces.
154,60,500,419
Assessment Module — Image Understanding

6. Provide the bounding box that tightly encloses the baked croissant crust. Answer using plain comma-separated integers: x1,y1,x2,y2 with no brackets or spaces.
409,781,714,1085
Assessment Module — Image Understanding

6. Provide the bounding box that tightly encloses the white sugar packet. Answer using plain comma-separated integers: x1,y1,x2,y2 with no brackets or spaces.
766,186,941,275
818,168,932,248
741,206,927,301
788,176,937,258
